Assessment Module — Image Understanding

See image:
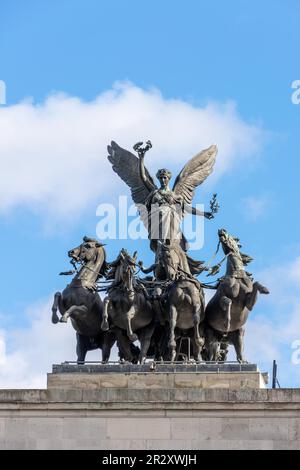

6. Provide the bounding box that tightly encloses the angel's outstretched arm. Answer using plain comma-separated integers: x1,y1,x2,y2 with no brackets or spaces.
139,155,155,192
138,261,157,274
184,204,214,219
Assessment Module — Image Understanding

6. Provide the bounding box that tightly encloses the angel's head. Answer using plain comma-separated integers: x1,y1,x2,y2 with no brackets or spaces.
156,168,172,189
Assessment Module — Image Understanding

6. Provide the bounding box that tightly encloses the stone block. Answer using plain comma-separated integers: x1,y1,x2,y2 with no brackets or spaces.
47,388,83,402
273,440,300,450
204,388,230,402
97,439,148,450
62,417,106,439
186,388,206,401
249,418,289,441
4,418,31,441
170,418,200,440
106,418,171,440
267,388,293,402
106,388,129,402
146,439,193,450
171,417,223,440
0,419,5,439
291,389,300,402
288,418,300,440
100,374,128,388
174,373,203,388
128,373,173,389
169,388,189,402
82,389,108,402
2,438,38,450
221,418,250,439
192,439,274,450
28,418,64,439
228,388,268,402
145,388,171,402
0,389,42,402
48,373,101,389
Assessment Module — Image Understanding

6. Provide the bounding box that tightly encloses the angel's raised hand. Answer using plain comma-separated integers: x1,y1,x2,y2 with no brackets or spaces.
133,142,143,155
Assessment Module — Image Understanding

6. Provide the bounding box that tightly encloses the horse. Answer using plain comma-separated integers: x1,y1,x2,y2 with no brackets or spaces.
101,249,156,363
141,242,206,362
204,229,269,362
51,236,135,363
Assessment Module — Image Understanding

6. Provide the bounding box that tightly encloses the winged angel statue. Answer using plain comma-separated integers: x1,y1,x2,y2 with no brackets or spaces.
107,140,218,253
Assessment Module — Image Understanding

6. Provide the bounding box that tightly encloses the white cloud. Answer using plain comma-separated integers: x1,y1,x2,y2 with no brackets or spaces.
0,82,264,220
0,297,121,389
0,298,80,388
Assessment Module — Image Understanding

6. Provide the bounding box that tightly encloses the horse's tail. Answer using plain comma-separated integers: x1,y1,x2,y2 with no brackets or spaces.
96,246,108,277
100,259,109,277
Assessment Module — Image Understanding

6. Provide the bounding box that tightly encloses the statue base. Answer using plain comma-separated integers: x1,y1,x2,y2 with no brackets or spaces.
2,363,300,449
48,362,267,390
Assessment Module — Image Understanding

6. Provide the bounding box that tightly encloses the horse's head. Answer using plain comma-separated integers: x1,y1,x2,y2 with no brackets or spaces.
68,236,106,267
116,249,137,294
218,228,241,256
217,229,253,274
157,242,180,280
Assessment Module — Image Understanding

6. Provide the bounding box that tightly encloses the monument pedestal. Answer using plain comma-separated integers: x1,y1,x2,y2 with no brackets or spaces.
0,363,300,450
48,362,267,391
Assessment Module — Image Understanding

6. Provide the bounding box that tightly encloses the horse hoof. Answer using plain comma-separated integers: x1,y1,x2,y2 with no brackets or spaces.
129,334,138,342
59,317,67,323
52,313,59,324
195,338,204,348
258,284,269,294
101,321,109,331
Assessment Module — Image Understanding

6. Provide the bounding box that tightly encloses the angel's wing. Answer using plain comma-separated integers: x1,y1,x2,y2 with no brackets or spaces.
107,141,156,205
172,145,217,205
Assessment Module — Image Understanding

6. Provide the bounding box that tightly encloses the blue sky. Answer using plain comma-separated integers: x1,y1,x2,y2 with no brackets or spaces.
0,0,300,387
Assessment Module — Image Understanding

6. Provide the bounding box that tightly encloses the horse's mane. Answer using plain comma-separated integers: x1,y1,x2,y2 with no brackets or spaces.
106,265,117,280
105,251,136,280
98,247,108,277
240,252,253,266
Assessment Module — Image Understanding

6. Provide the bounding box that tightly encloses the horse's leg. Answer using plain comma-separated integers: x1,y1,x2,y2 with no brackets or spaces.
126,305,138,342
232,328,245,363
115,328,136,362
51,292,62,324
101,296,110,331
209,341,220,361
76,333,89,363
245,282,269,311
219,341,229,361
101,331,116,364
192,303,204,362
156,325,167,362
169,304,178,362
138,323,156,364
219,296,232,333
205,328,220,361
60,305,87,323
